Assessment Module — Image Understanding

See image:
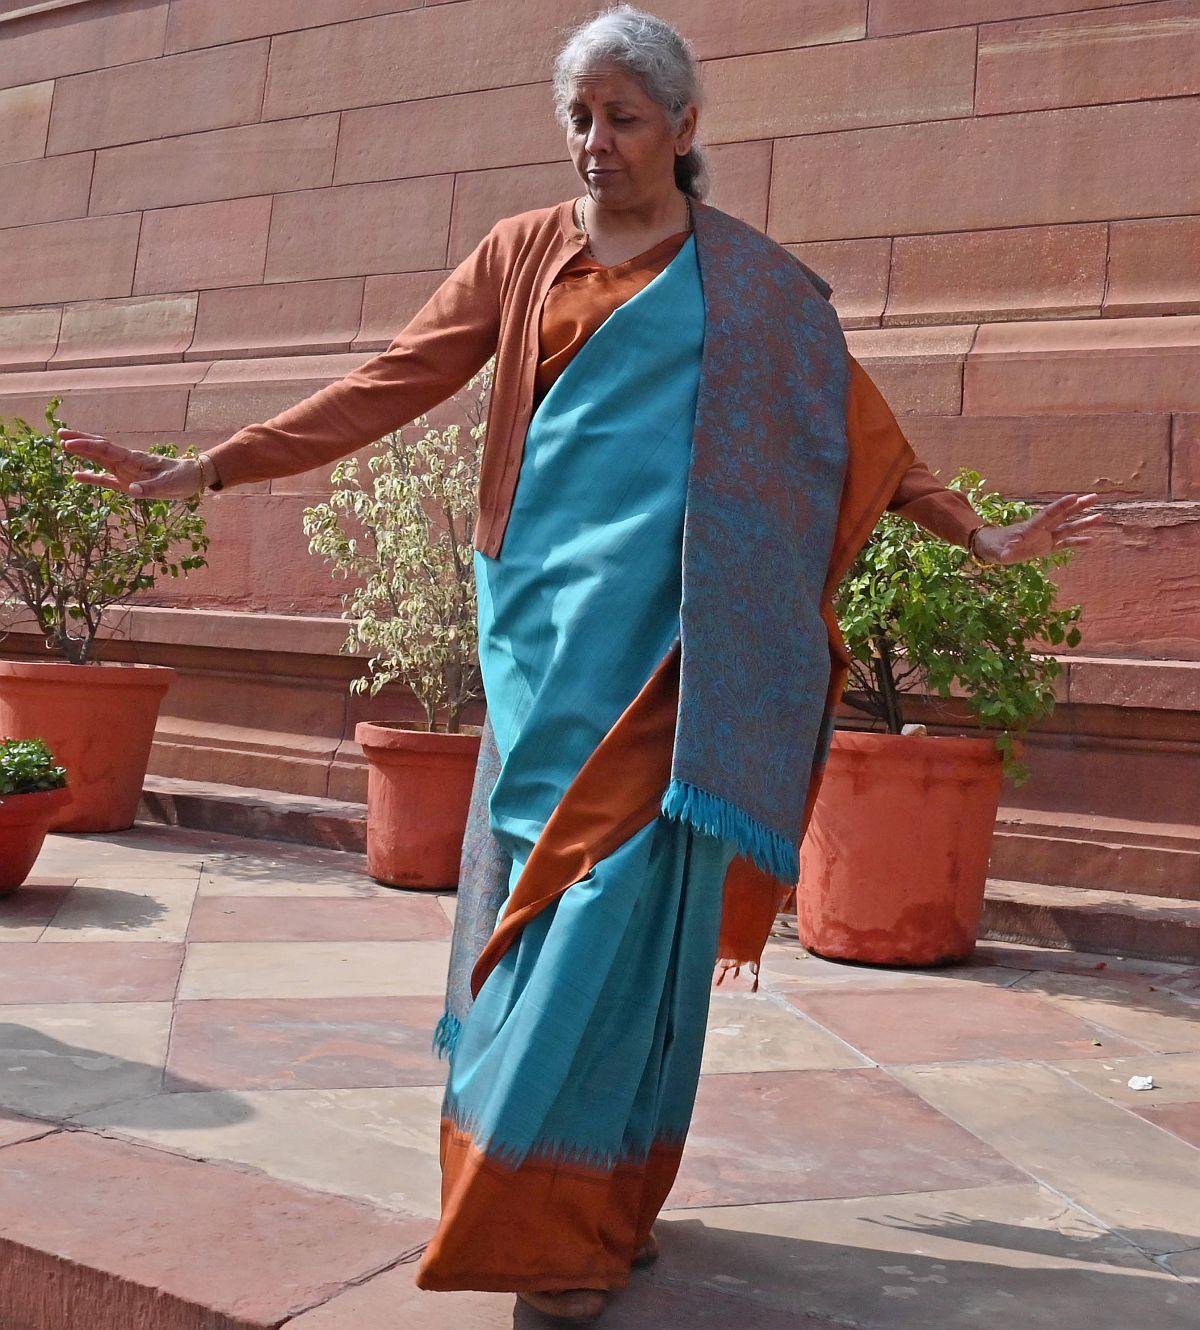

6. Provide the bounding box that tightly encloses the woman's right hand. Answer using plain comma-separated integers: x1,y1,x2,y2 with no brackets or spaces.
57,430,206,499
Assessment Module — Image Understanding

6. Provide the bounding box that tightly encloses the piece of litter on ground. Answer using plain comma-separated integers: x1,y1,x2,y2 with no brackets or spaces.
1127,1074,1156,1091
1091,1039,1102,1046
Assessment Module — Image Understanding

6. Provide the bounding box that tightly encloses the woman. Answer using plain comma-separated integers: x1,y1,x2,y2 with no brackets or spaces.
61,6,1103,1321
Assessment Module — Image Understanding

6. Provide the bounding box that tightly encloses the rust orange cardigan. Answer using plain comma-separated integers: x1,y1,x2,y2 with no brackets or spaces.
205,197,983,556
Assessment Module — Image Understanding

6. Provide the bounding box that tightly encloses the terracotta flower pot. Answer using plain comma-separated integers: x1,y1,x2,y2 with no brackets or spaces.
355,722,482,889
797,729,1004,967
0,660,175,834
0,785,73,893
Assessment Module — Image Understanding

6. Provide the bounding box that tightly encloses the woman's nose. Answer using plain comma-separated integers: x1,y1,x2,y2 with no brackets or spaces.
584,120,612,154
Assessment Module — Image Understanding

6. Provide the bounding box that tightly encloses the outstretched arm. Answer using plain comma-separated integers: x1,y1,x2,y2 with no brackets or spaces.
61,227,505,499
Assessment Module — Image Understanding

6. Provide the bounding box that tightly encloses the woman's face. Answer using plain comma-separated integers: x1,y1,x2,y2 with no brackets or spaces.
564,63,696,209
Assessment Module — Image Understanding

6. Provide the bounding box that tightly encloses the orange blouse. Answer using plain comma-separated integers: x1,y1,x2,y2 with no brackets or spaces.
535,228,983,546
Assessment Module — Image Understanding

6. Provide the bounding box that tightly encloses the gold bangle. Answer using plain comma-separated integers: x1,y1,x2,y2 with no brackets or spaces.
967,524,994,567
197,452,223,492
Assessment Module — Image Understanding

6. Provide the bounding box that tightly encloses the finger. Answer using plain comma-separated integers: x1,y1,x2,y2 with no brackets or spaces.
1053,535,1095,548
1030,493,1080,520
59,436,126,467
57,430,110,443
1053,512,1108,533
71,471,125,492
1030,492,1103,525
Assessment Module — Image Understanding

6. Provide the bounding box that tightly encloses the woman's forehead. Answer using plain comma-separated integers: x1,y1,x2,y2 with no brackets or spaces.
565,65,648,103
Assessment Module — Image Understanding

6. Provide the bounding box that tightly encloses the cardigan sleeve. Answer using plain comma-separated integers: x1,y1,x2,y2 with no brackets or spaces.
203,227,506,489
846,355,984,548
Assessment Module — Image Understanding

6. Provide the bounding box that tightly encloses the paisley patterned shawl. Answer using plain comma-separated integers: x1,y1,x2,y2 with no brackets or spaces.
663,203,849,882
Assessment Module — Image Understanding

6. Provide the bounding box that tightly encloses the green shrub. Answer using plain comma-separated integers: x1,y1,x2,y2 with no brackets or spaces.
0,738,67,796
0,398,209,665
303,363,492,733
835,468,1083,782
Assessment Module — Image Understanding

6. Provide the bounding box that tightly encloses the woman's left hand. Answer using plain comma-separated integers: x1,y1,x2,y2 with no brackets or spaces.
971,491,1109,566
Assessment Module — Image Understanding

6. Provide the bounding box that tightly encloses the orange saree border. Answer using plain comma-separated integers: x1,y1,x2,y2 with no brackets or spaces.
417,1122,684,1292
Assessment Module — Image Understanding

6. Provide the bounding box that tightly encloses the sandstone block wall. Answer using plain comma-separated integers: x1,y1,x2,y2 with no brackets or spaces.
1,0,1197,803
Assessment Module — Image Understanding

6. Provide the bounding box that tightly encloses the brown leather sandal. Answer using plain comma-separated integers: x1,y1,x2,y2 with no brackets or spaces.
517,1288,609,1321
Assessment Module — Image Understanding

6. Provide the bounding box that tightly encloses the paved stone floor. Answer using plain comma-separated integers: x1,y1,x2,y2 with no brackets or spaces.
2,824,1199,1328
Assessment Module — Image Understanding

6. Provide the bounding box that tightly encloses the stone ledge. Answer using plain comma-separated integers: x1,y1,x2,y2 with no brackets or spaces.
0,1129,428,1330
982,878,1200,965
0,1,93,27
6,609,1196,713
140,774,366,853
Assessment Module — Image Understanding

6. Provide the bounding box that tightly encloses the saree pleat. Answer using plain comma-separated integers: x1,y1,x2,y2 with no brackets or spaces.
416,235,737,1292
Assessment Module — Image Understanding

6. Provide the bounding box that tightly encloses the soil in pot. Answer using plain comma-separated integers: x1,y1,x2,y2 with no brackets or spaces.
796,729,1004,967
0,785,73,892
0,660,175,834
355,722,482,889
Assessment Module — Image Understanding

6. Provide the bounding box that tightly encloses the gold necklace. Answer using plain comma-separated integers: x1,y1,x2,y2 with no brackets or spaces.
575,194,693,261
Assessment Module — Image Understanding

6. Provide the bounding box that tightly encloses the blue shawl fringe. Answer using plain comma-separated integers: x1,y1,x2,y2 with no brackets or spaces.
433,1009,462,1062
661,779,799,884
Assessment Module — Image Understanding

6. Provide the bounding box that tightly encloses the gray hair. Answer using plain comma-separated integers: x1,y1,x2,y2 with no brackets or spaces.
552,4,710,200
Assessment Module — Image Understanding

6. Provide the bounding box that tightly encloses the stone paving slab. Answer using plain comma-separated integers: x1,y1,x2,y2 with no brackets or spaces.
672,1068,1024,1208
1145,1102,1200,1149
71,1085,447,1218
778,980,1148,1064
657,1181,1199,1329
285,1257,837,1328
0,880,76,941
893,1061,1200,1256
976,938,1200,984
1162,1247,1200,1282
30,827,209,877
700,991,872,1074
197,867,388,897
177,939,451,999
0,1001,170,1119
0,941,183,1003
0,1130,429,1330
164,993,447,1090
41,877,199,941
1008,970,1200,1052
0,1109,57,1149
1051,1050,1200,1105
758,943,1031,991
2,824,1197,1328
187,892,451,942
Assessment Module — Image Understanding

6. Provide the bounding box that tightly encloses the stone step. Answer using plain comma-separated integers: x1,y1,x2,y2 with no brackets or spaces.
992,808,1200,901
981,877,1200,965
997,807,1200,851
0,1128,428,1330
995,803,1200,899
140,775,366,853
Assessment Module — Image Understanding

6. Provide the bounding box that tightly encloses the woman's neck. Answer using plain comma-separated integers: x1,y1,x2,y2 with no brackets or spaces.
577,190,692,267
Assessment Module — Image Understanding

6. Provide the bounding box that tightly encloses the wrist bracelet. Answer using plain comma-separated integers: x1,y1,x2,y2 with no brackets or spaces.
197,453,223,492
967,524,994,567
